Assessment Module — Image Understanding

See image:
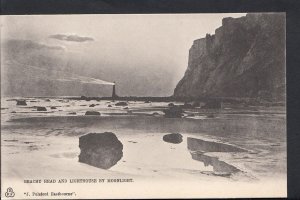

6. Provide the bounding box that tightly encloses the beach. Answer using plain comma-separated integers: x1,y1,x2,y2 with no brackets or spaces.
1,97,286,198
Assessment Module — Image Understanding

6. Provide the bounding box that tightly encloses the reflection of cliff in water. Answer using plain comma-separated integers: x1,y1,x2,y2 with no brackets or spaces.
187,137,247,153
187,137,244,176
190,152,240,176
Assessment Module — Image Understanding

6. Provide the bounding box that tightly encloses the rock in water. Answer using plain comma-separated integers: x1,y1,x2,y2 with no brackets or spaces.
16,100,27,106
202,100,222,109
163,133,183,144
78,132,123,169
80,95,87,100
37,106,47,111
180,102,193,109
85,111,101,115
191,101,200,107
163,106,183,118
115,102,128,106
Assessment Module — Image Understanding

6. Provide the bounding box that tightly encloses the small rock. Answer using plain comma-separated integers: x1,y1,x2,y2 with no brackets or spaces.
37,106,47,111
108,105,112,107
168,103,175,107
45,99,51,102
181,102,193,109
206,114,214,118
124,107,129,109
16,100,27,106
80,96,88,100
89,104,96,107
50,106,57,109
144,100,151,103
163,133,183,144
163,106,184,118
85,111,101,116
191,101,200,107
202,100,222,109
115,102,128,106
68,112,76,115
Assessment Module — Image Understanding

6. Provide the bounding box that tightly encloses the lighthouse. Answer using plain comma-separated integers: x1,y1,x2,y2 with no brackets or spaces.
112,82,117,100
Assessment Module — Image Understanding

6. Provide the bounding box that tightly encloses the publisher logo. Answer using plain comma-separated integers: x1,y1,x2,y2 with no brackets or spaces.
5,187,15,198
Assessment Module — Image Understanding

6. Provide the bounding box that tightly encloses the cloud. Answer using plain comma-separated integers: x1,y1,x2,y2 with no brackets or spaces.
49,34,94,42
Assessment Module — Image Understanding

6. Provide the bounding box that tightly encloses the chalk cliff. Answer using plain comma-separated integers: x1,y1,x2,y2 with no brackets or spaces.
174,13,285,101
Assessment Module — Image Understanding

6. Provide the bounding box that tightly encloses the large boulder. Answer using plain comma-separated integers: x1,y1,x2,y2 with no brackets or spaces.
163,133,183,144
79,132,123,169
16,100,27,106
85,111,101,115
163,106,184,118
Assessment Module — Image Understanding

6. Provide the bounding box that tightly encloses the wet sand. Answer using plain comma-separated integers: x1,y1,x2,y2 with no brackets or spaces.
1,97,286,198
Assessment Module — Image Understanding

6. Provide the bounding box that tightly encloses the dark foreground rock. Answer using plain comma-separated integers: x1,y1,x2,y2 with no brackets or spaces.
163,106,184,118
37,106,47,111
79,132,123,169
163,133,183,144
16,100,27,106
115,102,128,106
85,111,101,115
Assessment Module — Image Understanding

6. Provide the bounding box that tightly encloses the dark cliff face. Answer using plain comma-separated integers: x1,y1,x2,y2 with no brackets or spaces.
174,13,285,101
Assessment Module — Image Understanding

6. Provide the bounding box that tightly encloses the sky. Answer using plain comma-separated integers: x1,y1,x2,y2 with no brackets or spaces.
1,13,247,96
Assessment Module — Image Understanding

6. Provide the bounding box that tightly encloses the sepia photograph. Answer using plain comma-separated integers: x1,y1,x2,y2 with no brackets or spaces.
1,12,286,198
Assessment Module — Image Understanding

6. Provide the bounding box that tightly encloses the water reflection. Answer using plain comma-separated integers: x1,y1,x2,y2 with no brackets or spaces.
187,137,243,176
